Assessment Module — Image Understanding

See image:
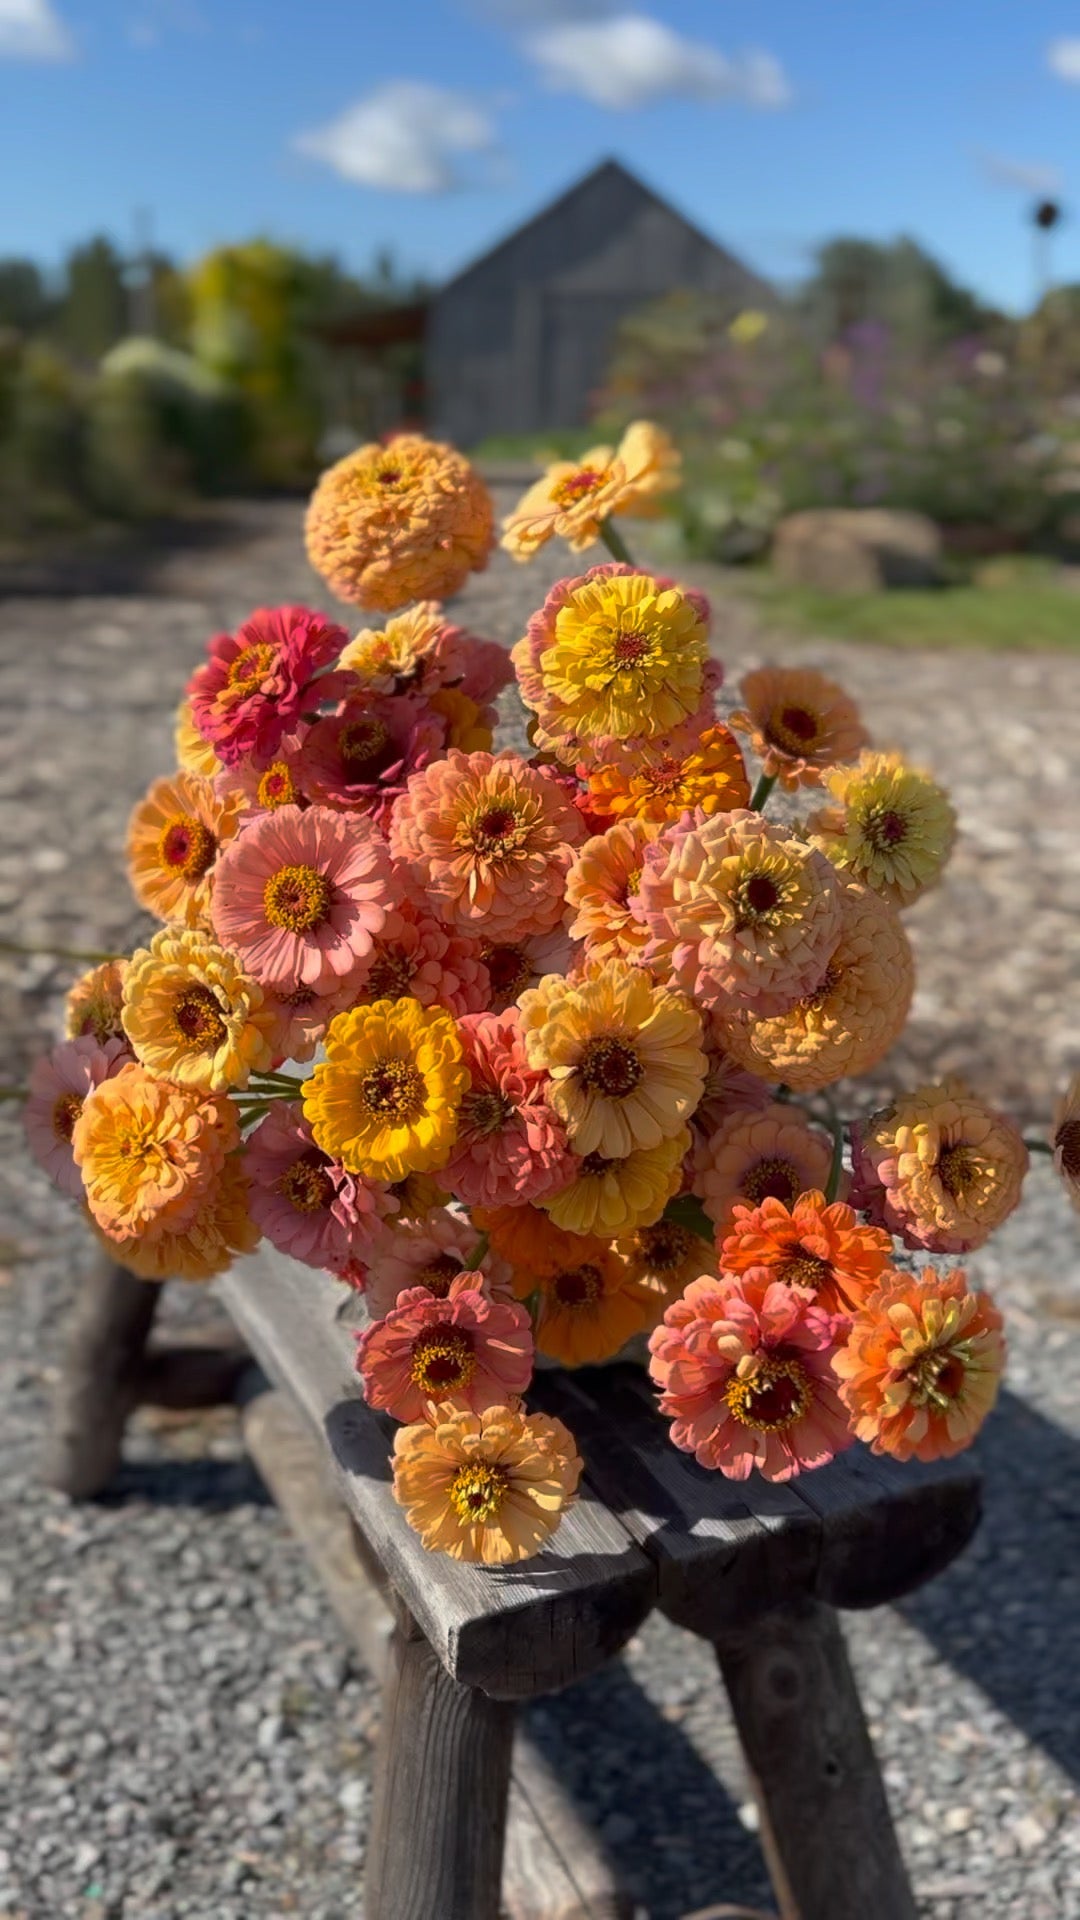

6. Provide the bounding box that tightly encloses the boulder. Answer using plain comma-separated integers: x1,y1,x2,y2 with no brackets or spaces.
771,508,943,593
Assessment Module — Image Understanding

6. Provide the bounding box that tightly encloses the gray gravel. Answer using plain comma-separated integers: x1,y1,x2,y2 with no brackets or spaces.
2,496,1079,1918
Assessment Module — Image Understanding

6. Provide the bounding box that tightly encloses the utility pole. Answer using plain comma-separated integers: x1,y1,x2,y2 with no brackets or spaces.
128,206,157,338
1032,199,1062,308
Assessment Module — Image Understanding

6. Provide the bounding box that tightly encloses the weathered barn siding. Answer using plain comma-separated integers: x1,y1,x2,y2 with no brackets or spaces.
428,160,771,446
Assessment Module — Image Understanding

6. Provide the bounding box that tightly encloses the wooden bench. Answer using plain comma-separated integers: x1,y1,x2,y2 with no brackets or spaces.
45,1244,983,1920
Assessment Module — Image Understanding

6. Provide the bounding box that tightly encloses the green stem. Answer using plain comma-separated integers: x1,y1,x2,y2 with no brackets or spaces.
250,1071,307,1092
466,1230,490,1270
235,1103,271,1130
662,1192,715,1245
597,517,637,567
824,1110,847,1204
749,772,778,814
0,939,121,966
1024,1137,1053,1155
0,1086,28,1103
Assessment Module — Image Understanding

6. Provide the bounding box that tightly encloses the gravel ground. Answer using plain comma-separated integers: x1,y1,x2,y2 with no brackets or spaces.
2,494,1078,1919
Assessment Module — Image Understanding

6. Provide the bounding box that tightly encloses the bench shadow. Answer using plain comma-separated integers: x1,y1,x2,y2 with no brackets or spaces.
100,1455,273,1510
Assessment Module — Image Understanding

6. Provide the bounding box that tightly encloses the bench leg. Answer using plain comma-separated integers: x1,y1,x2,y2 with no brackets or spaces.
365,1609,515,1920
42,1248,161,1499
714,1598,916,1920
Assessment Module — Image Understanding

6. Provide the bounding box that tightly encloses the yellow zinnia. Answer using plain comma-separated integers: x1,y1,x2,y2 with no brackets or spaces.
809,750,956,908
519,958,705,1159
543,1128,691,1238
536,572,708,750
303,999,468,1180
500,420,680,560
392,1403,582,1564
122,927,277,1093
72,1062,236,1241
95,1158,260,1283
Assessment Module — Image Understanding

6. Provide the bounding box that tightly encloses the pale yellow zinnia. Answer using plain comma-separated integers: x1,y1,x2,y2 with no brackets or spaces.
121,927,276,1092
808,750,956,908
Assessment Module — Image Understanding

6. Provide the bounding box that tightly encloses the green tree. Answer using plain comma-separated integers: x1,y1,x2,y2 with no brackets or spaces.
58,236,127,363
0,259,52,334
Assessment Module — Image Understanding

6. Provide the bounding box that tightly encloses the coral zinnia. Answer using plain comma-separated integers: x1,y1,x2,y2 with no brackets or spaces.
351,893,489,1020
300,693,444,827
500,421,679,560
65,959,128,1046
851,1079,1028,1254
730,665,869,790
356,1274,534,1421
362,1208,509,1318
719,1191,894,1316
587,725,750,824
532,1246,654,1368
392,1404,581,1564
187,605,347,768
720,880,914,1093
1051,1074,1080,1210
126,771,243,929
244,1100,392,1275
808,750,956,908
834,1268,1005,1462
648,1271,853,1481
439,1009,576,1209
340,602,510,709
519,958,706,1159
302,999,468,1181
543,1128,691,1238
212,804,392,992
565,820,660,962
695,1103,838,1234
72,1062,237,1241
25,1035,131,1199
305,435,494,612
121,927,276,1092
96,1158,260,1283
389,750,584,941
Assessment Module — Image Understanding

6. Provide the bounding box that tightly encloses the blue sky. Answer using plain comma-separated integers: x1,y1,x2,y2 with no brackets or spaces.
4,0,1080,310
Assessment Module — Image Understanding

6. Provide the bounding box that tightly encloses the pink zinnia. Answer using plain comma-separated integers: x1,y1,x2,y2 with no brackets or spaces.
362,1208,511,1317
245,1101,393,1275
389,750,585,941
258,971,359,1066
187,606,347,767
300,693,444,828
351,892,489,1018
648,1270,853,1481
473,924,582,1013
441,1009,576,1209
355,1272,534,1420
25,1035,131,1198
689,1006,772,1176
211,804,392,991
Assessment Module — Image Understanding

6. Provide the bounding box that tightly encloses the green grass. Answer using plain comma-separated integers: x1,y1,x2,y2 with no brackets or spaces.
740,569,1080,651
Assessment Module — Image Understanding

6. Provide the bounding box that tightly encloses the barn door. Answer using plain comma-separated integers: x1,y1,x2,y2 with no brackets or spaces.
539,292,635,426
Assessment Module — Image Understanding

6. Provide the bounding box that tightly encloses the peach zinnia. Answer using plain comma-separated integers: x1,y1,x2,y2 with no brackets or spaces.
356,1273,533,1421
440,1009,575,1210
65,959,128,1046
730,665,868,790
565,820,660,962
126,771,243,929
586,725,750,824
719,1191,894,1315
615,1218,719,1321
501,421,679,560
305,435,494,612
1052,1074,1080,1209
834,1268,1005,1462
851,1078,1028,1253
695,1103,838,1234
121,928,276,1092
72,1062,236,1241
390,750,584,942
648,1271,853,1481
470,1202,608,1297
392,1404,581,1564
96,1158,260,1283
25,1035,131,1199
212,804,392,992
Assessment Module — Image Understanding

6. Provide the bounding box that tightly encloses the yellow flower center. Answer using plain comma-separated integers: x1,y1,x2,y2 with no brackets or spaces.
1055,1118,1080,1179
275,1153,334,1214
462,1087,515,1136
263,863,333,933
742,1157,802,1206
358,1058,425,1121
463,802,528,861
725,1356,812,1431
410,1325,477,1396
256,762,300,809
862,807,908,849
415,1254,466,1297
227,642,277,696
339,717,391,773
768,704,821,751
172,983,228,1051
578,1035,643,1098
637,1221,691,1272
937,1142,977,1199
364,946,416,1000
733,869,783,926
481,943,531,999
906,1343,970,1410
159,815,216,881
779,1250,833,1292
552,1263,603,1308
552,466,604,508
52,1092,83,1142
448,1461,508,1525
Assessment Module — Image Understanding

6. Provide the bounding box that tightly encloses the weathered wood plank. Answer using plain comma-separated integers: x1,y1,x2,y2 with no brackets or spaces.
715,1598,917,1920
219,1247,656,1699
43,1250,161,1498
505,1738,634,1920
789,1444,982,1610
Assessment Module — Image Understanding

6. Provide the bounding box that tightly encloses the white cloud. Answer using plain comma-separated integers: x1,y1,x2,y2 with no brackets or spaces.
293,83,499,194
1048,37,1080,82
526,13,791,111
0,0,73,59
978,151,1063,196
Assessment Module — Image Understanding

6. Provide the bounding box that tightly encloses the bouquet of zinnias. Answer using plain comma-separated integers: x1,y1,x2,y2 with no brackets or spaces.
26,424,1067,1568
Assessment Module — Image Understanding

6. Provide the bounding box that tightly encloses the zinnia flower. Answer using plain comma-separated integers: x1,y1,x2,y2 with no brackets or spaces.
565,820,660,961
350,893,489,1019
302,999,468,1181
392,1403,581,1564
586,725,749,824
719,1190,894,1315
500,421,679,560
187,605,347,767
808,750,956,908
361,1207,509,1317
305,435,494,612
72,1063,237,1241
730,665,869,790
648,1271,853,1481
25,1035,131,1198
121,928,276,1092
96,1158,260,1283
688,1007,771,1172
543,1128,691,1238
439,1009,576,1209
389,750,584,941
695,1103,838,1233
300,693,444,827
244,1100,393,1275
470,1202,607,1295
720,880,914,1093
212,804,392,992
215,750,307,823
851,1079,1028,1253
512,562,708,719
1051,1075,1080,1210
475,927,581,1013
519,958,706,1159
834,1268,1004,1461
533,1246,654,1367
615,1218,718,1321
639,809,843,1015
65,959,128,1045
126,771,243,929
340,602,510,708
256,971,360,1067
356,1274,533,1420
174,697,222,777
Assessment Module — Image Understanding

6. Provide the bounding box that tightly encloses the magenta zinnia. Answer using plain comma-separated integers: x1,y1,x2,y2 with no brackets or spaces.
187,605,347,767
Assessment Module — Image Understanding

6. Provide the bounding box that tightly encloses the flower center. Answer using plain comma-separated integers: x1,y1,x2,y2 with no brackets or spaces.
637,1221,692,1272
552,466,603,508
410,1325,477,1396
466,803,527,859
611,627,651,669
358,1058,425,1121
52,1092,83,1142
863,807,908,849
644,757,684,795
1055,1118,1080,1179
937,1142,977,1199
263,863,333,933
742,1156,802,1206
280,982,317,1009
552,1263,603,1308
769,705,820,750
448,1461,508,1524
159,815,216,880
735,870,782,923
256,762,300,810
171,982,228,1051
227,642,277,696
779,1250,833,1292
339,717,391,775
415,1254,465,1297
801,961,843,1014
580,1150,615,1177
463,1087,515,1136
364,946,416,1001
276,1151,334,1214
376,465,403,488
578,1035,643,1098
481,943,531,999
907,1344,970,1410
725,1356,812,1431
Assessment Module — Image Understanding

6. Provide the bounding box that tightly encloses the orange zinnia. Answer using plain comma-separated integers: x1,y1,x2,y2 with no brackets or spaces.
533,1246,654,1368
833,1267,1005,1462
719,1190,894,1315
730,664,868,790
126,770,243,929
